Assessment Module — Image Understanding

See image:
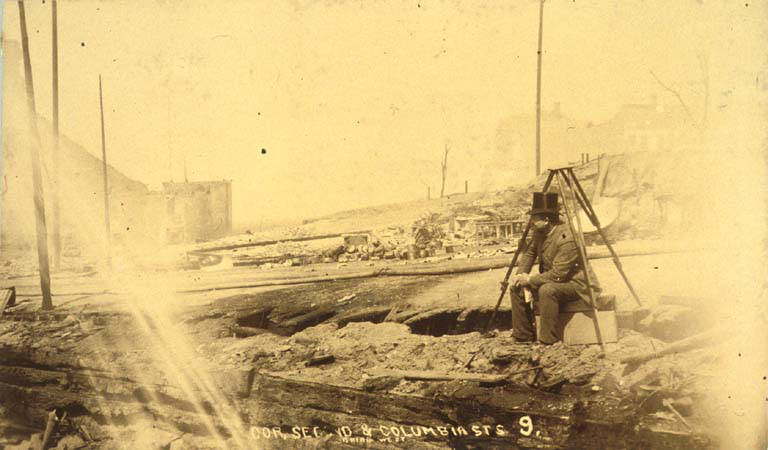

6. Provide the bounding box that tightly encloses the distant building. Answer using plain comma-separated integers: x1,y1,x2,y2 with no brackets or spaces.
1,39,233,252
610,97,700,153
158,181,233,244
449,214,525,240
449,215,488,236
494,97,703,179
494,102,583,174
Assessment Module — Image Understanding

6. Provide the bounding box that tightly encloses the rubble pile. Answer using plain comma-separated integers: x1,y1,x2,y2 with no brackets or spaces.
0,150,730,448
524,151,708,241
199,318,707,395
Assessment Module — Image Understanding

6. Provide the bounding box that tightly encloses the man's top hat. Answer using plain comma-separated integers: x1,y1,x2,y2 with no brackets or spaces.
528,191,560,215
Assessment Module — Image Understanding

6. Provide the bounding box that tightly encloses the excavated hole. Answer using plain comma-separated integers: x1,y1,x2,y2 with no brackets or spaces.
233,307,512,338
235,308,338,337
236,310,271,329
407,310,513,337
59,402,90,418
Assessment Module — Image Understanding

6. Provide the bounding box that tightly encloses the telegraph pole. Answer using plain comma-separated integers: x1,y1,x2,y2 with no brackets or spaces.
18,0,54,309
535,0,545,176
51,0,61,270
99,75,112,267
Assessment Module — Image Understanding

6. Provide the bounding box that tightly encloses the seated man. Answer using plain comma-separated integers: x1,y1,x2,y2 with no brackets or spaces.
510,192,601,344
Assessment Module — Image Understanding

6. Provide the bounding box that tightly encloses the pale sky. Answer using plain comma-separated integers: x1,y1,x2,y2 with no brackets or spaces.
1,0,765,224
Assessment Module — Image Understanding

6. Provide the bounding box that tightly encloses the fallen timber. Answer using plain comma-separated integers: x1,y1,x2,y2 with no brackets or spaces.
0,356,713,449
191,229,372,254
1,280,716,447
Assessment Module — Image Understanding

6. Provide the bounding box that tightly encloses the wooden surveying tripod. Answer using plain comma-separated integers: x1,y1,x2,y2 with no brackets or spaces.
484,166,644,353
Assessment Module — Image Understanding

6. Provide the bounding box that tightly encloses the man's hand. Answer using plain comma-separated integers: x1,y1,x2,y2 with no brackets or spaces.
512,273,531,287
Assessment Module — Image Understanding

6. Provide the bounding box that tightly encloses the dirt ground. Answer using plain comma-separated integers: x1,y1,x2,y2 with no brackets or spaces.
0,249,730,448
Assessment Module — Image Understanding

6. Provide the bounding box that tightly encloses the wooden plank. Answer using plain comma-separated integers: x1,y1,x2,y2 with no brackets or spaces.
241,372,706,449
0,363,709,448
371,369,508,384
193,229,372,253
620,327,723,365
0,288,16,314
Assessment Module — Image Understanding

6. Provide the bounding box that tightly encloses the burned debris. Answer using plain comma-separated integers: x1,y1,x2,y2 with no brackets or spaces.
0,149,735,448
0,0,762,447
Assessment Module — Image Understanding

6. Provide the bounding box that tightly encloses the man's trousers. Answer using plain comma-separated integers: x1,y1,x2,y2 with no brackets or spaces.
510,282,580,344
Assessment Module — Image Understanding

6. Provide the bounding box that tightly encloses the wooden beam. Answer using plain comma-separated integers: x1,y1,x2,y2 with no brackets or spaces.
370,369,509,384
0,287,16,314
192,230,371,254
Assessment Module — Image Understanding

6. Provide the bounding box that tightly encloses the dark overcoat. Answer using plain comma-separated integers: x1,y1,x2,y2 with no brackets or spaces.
516,222,601,304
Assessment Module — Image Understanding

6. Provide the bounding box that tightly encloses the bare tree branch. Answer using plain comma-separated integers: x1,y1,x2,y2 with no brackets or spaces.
697,53,710,127
648,70,700,130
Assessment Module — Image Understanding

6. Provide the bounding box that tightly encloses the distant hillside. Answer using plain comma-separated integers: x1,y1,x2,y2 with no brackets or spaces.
297,150,710,240
205,149,711,250
299,196,474,235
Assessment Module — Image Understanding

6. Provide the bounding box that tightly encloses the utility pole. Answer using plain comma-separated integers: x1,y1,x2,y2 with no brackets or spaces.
18,0,54,310
51,0,61,270
99,75,111,267
535,0,545,176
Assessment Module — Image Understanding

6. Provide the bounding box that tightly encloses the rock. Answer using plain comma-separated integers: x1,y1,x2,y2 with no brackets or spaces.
54,434,86,450
337,294,356,303
602,161,638,198
64,315,78,325
361,375,401,392
637,304,710,342
168,438,186,450
293,335,317,345
306,354,335,367
490,347,527,364
670,396,694,416
293,322,339,343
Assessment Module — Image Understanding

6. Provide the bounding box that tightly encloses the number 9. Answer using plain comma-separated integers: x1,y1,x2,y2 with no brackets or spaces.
519,415,533,436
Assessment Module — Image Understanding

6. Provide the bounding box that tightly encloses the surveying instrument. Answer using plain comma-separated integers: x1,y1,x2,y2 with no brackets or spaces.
485,166,644,353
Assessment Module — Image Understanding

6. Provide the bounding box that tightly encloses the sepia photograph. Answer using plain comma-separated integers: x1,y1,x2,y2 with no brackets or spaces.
0,0,766,448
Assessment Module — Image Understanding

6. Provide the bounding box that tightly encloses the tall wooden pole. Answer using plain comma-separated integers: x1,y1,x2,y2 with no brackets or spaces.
535,0,545,176
18,0,54,310
51,0,61,270
99,75,112,267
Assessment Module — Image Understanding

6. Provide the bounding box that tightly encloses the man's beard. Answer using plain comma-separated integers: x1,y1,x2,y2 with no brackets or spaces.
532,220,549,232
